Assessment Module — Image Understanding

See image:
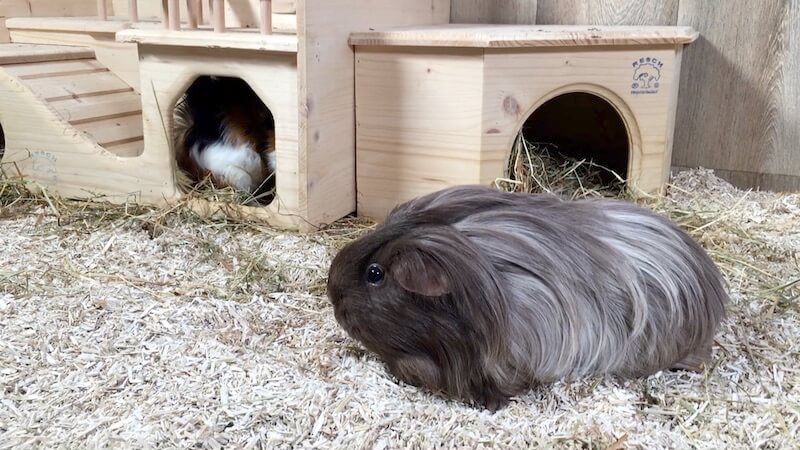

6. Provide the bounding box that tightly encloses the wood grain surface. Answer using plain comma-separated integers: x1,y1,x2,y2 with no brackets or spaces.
536,0,678,26
349,24,697,48
673,0,798,179
451,0,536,24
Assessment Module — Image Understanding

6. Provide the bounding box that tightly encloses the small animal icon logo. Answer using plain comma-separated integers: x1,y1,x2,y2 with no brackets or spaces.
30,151,59,184
634,63,661,88
631,57,664,94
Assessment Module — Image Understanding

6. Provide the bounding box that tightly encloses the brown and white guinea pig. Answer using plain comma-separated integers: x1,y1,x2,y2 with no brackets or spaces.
174,76,276,203
326,185,729,410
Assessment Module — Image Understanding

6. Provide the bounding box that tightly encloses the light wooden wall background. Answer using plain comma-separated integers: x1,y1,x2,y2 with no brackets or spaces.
451,0,800,192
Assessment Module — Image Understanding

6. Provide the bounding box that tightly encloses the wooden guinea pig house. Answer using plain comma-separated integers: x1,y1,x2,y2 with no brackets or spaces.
0,0,450,231
0,0,699,229
351,25,699,220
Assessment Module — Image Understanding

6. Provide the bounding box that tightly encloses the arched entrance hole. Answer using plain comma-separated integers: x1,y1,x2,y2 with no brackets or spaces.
511,92,630,192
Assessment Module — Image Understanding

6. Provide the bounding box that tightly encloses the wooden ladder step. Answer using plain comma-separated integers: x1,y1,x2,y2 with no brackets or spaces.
74,114,144,149
50,91,143,124
24,70,133,102
0,43,95,65
104,139,145,158
3,58,107,79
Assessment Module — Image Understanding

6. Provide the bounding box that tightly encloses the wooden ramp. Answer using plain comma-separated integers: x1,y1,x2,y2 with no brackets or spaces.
0,43,144,158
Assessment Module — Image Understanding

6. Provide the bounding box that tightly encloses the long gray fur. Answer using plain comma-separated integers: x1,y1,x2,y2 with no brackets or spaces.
327,185,729,410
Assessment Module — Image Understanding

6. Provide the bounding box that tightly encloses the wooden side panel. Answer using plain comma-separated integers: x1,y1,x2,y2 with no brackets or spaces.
450,0,537,24
355,47,485,219
0,65,171,202
673,0,799,183
535,0,678,26
297,0,450,225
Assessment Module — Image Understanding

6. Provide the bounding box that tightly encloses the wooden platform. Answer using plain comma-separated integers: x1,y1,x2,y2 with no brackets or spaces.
349,24,699,48
117,28,298,53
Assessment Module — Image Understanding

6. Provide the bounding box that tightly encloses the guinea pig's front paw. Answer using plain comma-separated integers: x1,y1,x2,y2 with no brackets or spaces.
471,388,511,412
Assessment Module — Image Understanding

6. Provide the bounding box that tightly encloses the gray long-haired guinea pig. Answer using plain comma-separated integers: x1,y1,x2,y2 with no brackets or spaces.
326,185,729,411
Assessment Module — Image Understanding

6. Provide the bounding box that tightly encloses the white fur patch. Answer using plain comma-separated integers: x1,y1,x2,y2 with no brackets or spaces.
190,142,264,193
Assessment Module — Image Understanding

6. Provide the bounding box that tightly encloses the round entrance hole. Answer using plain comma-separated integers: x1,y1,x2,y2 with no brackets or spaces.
520,92,629,186
173,75,276,206
0,121,5,162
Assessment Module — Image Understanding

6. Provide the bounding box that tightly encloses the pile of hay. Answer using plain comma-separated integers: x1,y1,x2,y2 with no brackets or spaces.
0,141,798,449
495,134,626,199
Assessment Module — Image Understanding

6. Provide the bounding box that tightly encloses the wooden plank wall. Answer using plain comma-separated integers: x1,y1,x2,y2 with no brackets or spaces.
451,0,800,192
674,0,799,192
450,0,536,24
534,0,678,25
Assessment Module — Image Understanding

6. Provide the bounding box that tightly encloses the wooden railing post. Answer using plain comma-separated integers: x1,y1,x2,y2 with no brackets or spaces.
260,0,272,35
187,0,198,28
129,0,139,22
168,0,181,30
213,0,225,33
97,0,108,20
161,0,169,28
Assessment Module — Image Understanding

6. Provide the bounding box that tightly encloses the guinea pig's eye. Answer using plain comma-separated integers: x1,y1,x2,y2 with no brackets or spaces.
365,263,385,286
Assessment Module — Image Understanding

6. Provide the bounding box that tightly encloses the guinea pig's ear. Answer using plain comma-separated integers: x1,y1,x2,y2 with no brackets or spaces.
390,250,451,297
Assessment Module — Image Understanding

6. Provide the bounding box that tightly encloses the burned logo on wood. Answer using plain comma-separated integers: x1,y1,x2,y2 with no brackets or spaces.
631,57,664,95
